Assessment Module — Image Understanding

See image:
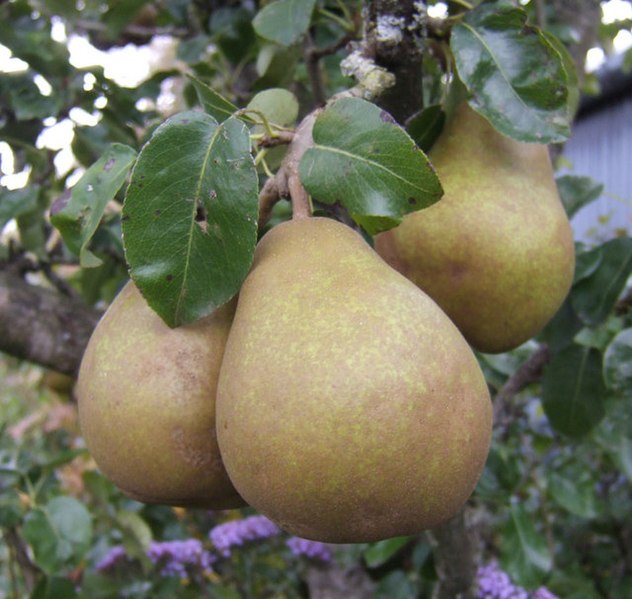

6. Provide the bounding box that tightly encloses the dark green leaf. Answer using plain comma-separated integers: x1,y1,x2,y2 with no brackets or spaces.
603,328,632,396
542,344,607,437
0,15,70,77
101,0,148,39
405,105,446,153
501,503,552,588
187,75,239,123
6,73,65,120
556,175,603,219
123,112,258,327
451,2,570,143
31,576,78,599
571,237,632,326
299,98,443,233
541,30,580,120
50,144,137,267
363,536,411,568
0,186,40,231
252,0,316,46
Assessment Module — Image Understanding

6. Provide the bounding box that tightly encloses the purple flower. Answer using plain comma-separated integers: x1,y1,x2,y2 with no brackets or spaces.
286,537,333,562
475,562,558,599
147,539,215,578
476,562,528,599
96,545,127,572
209,515,280,557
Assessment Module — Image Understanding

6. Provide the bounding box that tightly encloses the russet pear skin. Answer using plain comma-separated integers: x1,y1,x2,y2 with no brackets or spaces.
375,103,575,353
77,281,244,509
216,217,492,543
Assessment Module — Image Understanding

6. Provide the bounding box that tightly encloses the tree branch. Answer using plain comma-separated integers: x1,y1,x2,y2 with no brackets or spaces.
429,509,481,599
364,0,427,123
0,268,101,376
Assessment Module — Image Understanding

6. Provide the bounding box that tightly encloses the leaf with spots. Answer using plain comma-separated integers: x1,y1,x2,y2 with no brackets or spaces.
299,98,443,235
451,1,571,143
50,143,137,267
122,112,258,328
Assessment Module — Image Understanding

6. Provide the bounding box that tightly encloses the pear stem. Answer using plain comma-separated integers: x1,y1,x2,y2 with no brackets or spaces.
288,174,312,220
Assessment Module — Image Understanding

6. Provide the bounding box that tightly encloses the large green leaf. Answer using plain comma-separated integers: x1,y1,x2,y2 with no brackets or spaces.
22,497,92,573
122,111,258,327
541,343,607,437
451,1,570,143
556,175,603,219
501,503,552,588
252,0,316,46
299,98,443,235
50,143,137,267
571,237,632,326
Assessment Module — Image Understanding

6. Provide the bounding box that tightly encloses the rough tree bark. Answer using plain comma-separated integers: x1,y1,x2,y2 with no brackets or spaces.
363,0,426,123
0,268,101,377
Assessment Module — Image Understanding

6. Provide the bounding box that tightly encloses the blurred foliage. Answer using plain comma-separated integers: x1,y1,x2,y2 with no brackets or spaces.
1,0,632,597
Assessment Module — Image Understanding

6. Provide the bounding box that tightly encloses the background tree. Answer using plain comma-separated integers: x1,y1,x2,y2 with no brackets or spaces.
1,0,632,598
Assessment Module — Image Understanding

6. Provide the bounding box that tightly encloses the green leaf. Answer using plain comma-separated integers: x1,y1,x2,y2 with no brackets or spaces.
541,344,607,437
573,243,603,284
363,536,411,568
556,175,603,219
23,497,92,573
603,328,632,396
451,2,570,143
0,186,40,231
31,576,78,599
571,237,632,326
187,75,239,123
116,509,152,558
375,571,417,599
252,0,317,46
299,98,443,233
51,143,137,267
549,472,598,518
405,105,446,153
541,30,580,120
122,112,258,327
501,503,552,588
247,88,299,128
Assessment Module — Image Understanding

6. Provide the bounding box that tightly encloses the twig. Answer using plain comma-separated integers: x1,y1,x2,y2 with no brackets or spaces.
257,130,295,148
493,345,551,423
288,174,311,220
76,18,190,39
3,527,42,593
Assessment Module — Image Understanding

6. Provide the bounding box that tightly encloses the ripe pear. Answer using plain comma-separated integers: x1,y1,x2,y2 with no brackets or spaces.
216,217,492,543
375,103,575,353
77,281,244,509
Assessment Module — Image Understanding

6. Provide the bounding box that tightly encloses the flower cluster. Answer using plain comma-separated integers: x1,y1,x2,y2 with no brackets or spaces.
476,562,558,599
286,537,333,562
209,515,280,557
147,539,215,578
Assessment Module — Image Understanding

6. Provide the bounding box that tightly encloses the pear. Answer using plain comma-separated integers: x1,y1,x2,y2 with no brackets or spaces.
375,103,575,353
77,281,244,509
216,217,492,543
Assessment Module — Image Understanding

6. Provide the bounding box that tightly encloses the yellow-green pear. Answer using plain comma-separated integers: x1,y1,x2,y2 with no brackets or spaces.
375,103,575,353
216,217,492,543
77,281,244,509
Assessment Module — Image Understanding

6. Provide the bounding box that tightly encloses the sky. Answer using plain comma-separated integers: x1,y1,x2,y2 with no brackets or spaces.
1,0,632,191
